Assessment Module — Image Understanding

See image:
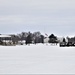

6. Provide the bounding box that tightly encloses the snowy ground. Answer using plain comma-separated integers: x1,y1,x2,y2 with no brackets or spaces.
0,44,75,74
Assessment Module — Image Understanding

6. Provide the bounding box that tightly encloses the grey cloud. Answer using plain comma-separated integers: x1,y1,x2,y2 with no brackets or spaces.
0,0,75,36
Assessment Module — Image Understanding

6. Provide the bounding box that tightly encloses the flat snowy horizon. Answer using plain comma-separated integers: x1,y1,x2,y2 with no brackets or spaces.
0,44,75,74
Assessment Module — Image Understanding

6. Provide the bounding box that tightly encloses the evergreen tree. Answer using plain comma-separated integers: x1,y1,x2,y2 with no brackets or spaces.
26,32,32,45
63,38,66,42
49,34,57,43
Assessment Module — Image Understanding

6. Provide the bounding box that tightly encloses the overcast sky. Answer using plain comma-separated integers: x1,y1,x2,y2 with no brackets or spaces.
0,0,75,36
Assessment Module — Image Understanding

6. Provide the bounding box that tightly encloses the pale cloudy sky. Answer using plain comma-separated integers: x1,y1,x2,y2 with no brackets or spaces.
0,0,75,36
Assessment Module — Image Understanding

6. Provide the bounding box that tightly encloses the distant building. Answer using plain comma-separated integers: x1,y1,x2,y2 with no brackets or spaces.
0,35,11,40
0,35,12,45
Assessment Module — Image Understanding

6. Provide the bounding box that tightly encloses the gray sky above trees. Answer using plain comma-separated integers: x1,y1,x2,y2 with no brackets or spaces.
0,0,75,36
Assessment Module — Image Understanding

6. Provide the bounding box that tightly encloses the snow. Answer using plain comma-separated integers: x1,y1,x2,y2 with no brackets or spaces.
44,37,49,43
0,44,75,74
0,35,11,37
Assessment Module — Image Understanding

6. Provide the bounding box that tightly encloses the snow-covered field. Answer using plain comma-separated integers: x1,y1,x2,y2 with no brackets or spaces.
0,44,75,74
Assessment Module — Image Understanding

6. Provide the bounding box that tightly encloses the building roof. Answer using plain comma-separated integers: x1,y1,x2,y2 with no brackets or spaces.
0,35,11,38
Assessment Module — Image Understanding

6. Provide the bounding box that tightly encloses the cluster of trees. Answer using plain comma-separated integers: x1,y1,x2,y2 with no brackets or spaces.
11,31,58,45
17,31,45,45
60,36,75,47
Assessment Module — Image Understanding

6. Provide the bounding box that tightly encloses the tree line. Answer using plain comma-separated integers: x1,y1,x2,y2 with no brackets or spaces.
0,31,75,46
10,31,58,45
